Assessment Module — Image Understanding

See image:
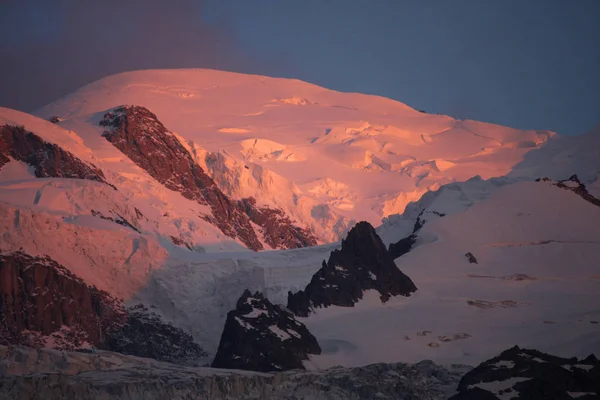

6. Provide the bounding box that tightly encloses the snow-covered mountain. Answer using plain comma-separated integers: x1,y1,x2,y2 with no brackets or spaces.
35,68,563,243
300,177,600,369
1,68,599,383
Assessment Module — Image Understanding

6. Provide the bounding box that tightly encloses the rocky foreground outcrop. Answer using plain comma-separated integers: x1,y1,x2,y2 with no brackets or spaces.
0,252,206,364
450,346,600,400
0,345,467,400
212,290,320,372
0,124,108,184
100,105,317,251
287,221,417,317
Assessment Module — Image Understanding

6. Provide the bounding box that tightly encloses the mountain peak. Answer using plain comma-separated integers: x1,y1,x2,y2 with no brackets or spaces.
287,221,417,317
340,220,387,256
212,290,321,372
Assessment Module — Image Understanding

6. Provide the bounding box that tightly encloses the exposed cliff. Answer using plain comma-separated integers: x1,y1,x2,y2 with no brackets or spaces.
0,124,108,184
0,251,124,349
100,105,317,251
287,221,417,317
0,252,206,364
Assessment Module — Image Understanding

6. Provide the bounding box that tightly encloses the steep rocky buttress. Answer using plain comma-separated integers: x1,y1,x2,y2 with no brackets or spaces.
0,252,124,349
100,106,317,251
0,124,108,185
238,197,317,249
212,290,321,372
0,252,206,364
287,221,417,317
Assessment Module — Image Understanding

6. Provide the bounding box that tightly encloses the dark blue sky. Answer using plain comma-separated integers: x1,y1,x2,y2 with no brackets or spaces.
1,0,598,135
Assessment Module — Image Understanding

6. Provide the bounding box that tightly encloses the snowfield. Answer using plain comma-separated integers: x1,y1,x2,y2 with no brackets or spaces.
36,68,565,243
0,68,599,370
303,181,600,368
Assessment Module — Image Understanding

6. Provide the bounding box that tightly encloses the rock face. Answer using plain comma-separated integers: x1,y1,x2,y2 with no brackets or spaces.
0,124,108,184
0,345,467,400
238,197,317,250
0,252,206,364
0,252,124,349
537,174,600,207
287,221,417,317
450,346,600,400
100,105,317,251
212,290,321,372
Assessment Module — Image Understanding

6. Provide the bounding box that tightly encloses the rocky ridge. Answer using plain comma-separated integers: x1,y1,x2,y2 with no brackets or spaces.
287,221,417,317
212,290,321,372
0,251,124,349
100,105,317,251
0,124,108,185
537,174,600,207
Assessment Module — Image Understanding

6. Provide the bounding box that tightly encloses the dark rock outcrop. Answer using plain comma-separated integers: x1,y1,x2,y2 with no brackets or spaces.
0,252,124,349
100,106,317,251
0,252,207,364
0,124,108,185
90,209,140,233
450,346,600,400
537,174,600,207
287,221,417,317
212,290,321,372
389,209,445,260
465,252,478,264
99,304,207,366
238,197,316,249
